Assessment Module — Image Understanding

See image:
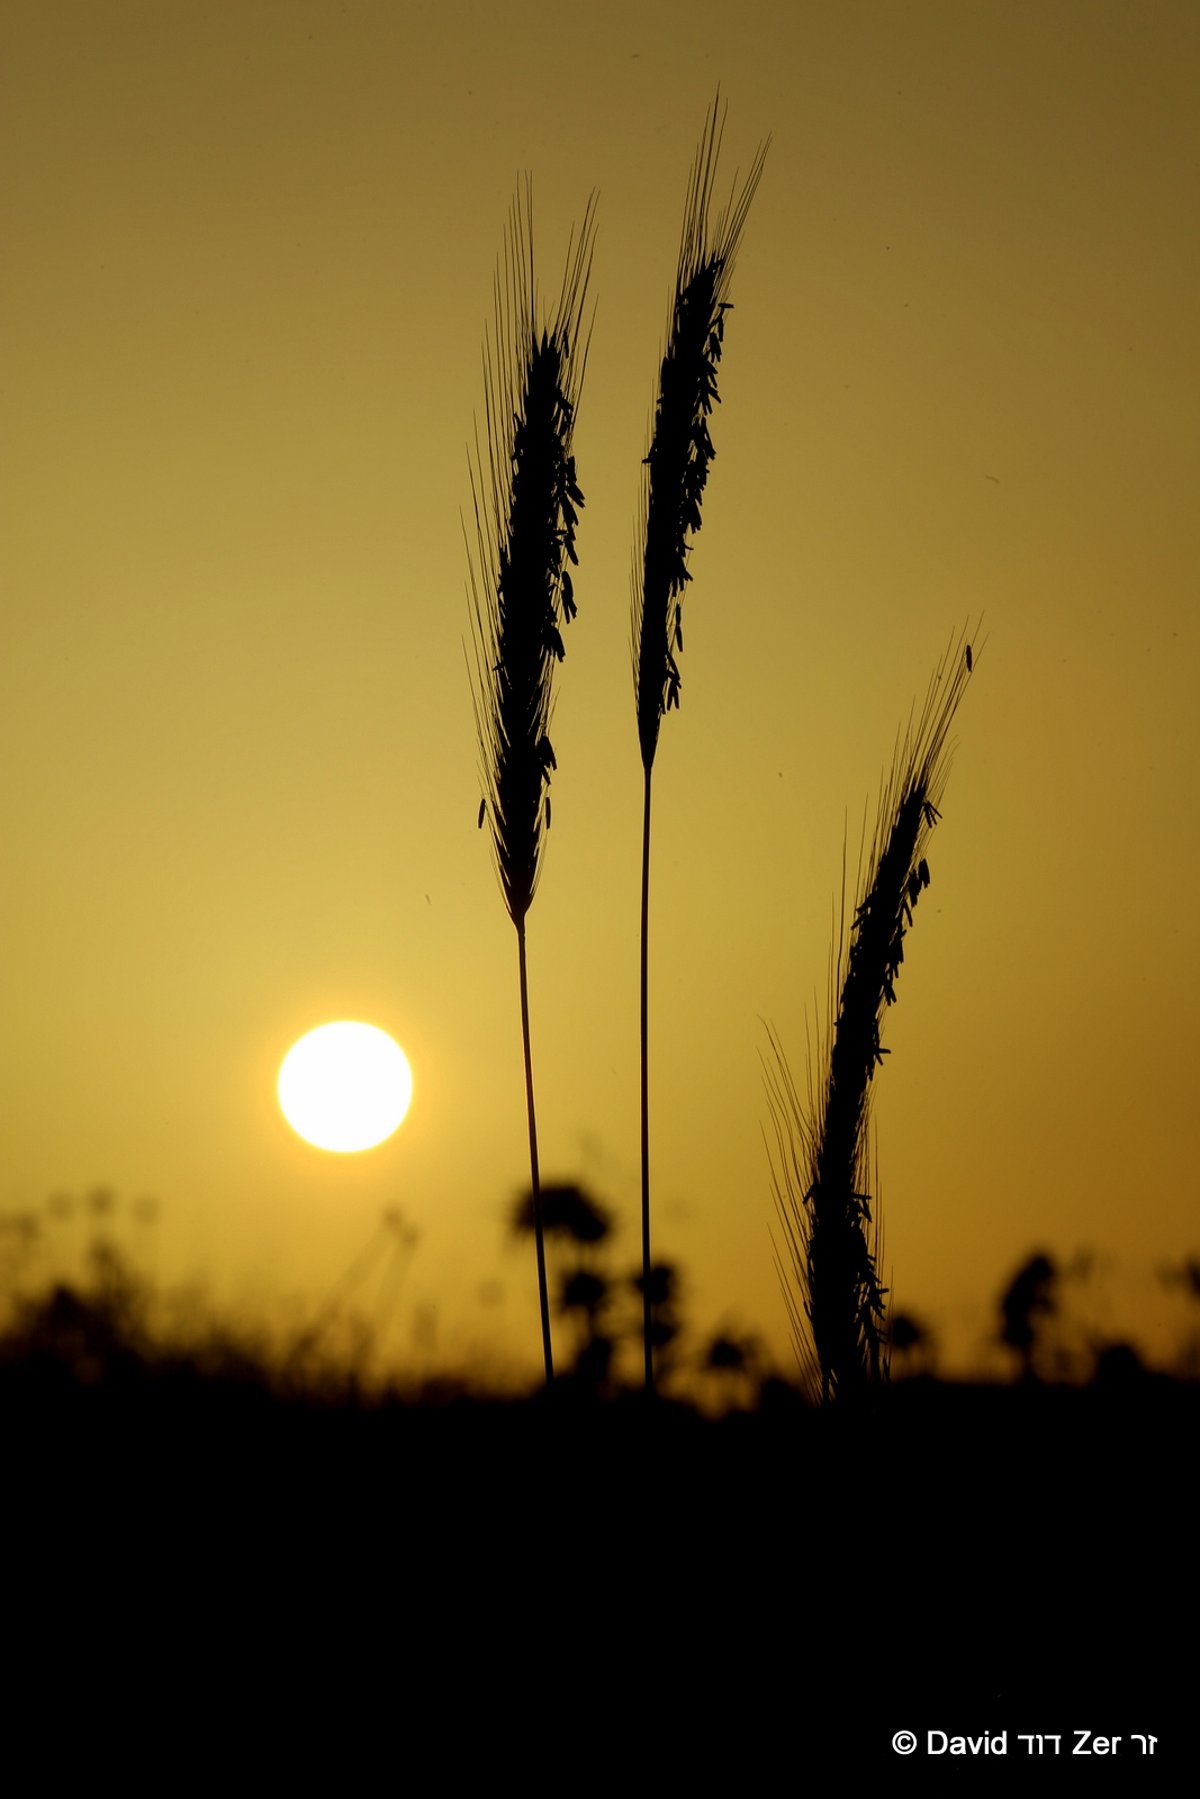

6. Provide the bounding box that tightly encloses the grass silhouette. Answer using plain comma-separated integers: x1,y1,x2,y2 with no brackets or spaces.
4,1202,1193,1761
632,95,768,1389
767,627,979,1402
467,184,596,1382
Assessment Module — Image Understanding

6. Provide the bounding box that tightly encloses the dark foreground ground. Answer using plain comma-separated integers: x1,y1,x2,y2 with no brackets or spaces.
2,1348,1193,1777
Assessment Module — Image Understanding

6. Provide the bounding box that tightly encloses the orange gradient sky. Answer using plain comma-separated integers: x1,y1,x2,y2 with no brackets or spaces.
3,0,1198,1381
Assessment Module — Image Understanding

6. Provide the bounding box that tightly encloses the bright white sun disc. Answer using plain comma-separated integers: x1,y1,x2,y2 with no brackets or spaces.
278,1022,413,1153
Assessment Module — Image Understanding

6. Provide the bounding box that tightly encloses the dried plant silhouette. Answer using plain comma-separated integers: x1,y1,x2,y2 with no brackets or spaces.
766,629,979,1402
511,1181,618,1389
999,1251,1058,1381
632,96,769,1390
467,186,596,1382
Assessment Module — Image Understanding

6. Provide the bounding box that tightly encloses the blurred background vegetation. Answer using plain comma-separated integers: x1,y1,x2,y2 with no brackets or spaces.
5,1182,1198,1415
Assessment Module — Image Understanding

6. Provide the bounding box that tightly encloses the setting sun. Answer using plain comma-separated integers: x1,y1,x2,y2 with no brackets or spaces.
277,1022,413,1153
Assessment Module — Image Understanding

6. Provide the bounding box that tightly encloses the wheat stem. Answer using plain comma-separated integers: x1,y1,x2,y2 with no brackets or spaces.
632,96,768,1391
467,183,595,1385
639,765,653,1391
516,922,553,1378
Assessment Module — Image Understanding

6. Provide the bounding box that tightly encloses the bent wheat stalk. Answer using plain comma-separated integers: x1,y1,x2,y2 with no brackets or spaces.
633,96,768,1391
766,627,981,1402
467,183,595,1384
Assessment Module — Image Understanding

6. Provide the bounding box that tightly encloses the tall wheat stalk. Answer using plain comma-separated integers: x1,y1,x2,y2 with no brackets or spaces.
632,98,768,1391
467,184,596,1384
766,628,980,1402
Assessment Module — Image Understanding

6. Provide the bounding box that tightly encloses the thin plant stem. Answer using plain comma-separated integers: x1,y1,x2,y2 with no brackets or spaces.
517,922,553,1381
639,764,653,1391
631,96,768,1390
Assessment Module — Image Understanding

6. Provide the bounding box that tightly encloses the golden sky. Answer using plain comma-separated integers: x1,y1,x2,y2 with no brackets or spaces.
3,0,1198,1381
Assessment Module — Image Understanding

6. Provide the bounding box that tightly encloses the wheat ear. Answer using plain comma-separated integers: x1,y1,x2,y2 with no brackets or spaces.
767,626,981,1403
467,183,595,1383
632,96,768,1390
